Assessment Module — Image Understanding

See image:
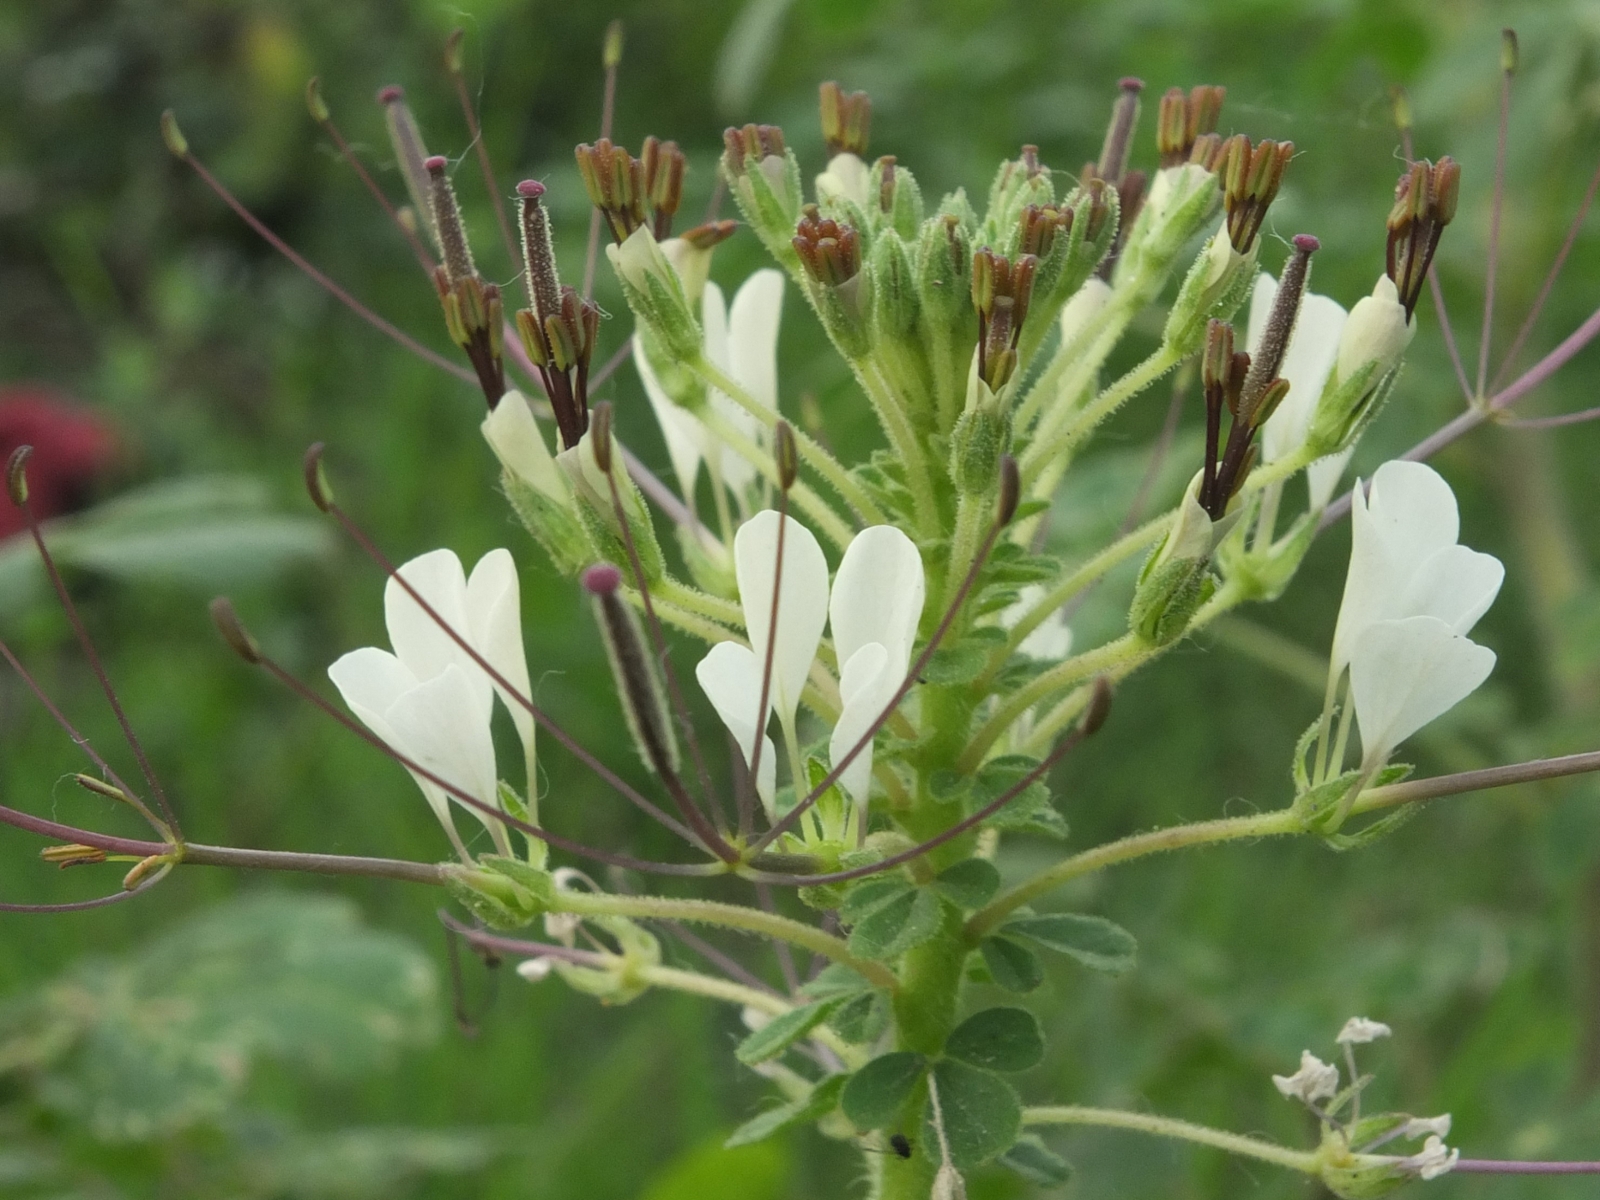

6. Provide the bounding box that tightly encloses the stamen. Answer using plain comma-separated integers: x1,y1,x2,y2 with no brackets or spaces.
425,154,506,405
751,678,1112,886
793,206,862,286
819,81,872,158
307,78,435,274
444,28,521,273
1220,135,1295,253
8,448,179,834
971,249,1038,390
1096,77,1144,185
752,457,1024,853
210,597,716,876
162,110,476,385
1386,156,1460,321
641,136,687,239
1156,85,1226,168
1240,233,1318,405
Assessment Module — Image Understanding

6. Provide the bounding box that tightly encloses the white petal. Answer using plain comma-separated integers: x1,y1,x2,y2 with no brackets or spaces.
830,642,898,810
480,390,567,501
1351,616,1496,767
1306,447,1353,511
632,333,704,503
385,549,482,699
703,280,762,492
694,641,777,811
830,525,926,676
1367,460,1461,558
1398,543,1504,638
733,511,830,728
1245,272,1276,356
384,664,501,834
728,270,784,414
466,549,535,751
1019,611,1073,661
1262,292,1347,463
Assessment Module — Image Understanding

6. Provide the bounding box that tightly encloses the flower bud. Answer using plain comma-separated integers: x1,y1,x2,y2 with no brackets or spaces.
1128,474,1221,646
1162,229,1257,358
870,155,924,241
5,445,30,507
985,145,1053,245
721,123,804,269
1304,275,1414,458
660,220,736,308
379,86,436,254
302,442,334,512
209,597,262,665
815,151,871,219
607,225,702,363
793,207,874,359
558,428,665,584
160,109,188,158
481,392,589,576
869,229,921,343
948,385,1010,496
304,77,331,124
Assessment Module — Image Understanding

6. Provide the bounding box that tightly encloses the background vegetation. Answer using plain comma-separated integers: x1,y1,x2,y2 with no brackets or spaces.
4,0,1600,1195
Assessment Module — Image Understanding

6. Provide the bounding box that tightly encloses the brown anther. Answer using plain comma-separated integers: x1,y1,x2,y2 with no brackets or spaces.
641,136,687,239
6,445,30,507
721,124,786,177
41,844,108,868
1156,85,1225,168
209,597,262,665
1188,132,1226,173
1081,675,1114,735
590,400,614,474
303,442,334,512
1018,204,1071,259
997,456,1021,526
680,219,739,250
971,248,1038,390
1386,156,1460,320
575,138,647,243
1096,77,1144,184
774,421,798,492
793,207,862,287
1220,136,1294,253
820,81,872,158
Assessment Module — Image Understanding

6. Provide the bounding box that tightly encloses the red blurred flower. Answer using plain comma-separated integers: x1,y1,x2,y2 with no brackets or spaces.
0,386,117,540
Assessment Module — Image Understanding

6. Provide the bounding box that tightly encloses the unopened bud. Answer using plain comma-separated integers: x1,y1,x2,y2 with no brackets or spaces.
590,401,614,474
379,86,437,253
603,19,625,69
774,421,798,491
41,843,109,868
998,455,1020,525
582,562,622,595
160,109,188,157
305,77,330,124
1501,27,1519,75
74,774,131,801
1082,675,1113,735
122,854,168,891
819,81,871,158
444,28,466,74
209,597,262,665
6,445,30,507
680,220,738,250
302,442,334,512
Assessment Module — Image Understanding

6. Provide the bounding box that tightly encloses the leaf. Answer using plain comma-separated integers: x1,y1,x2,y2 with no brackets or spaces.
973,756,1067,839
735,999,842,1065
928,770,971,806
828,991,890,1044
921,1059,1021,1168
920,641,989,685
979,937,1044,994
839,877,913,925
1007,913,1137,974
933,860,1001,910
798,964,873,1001
847,888,943,961
943,1007,1044,1073
998,1134,1073,1186
725,1075,847,1148
842,1052,927,1130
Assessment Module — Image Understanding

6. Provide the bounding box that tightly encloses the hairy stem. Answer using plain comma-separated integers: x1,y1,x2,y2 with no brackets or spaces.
1022,1106,1318,1174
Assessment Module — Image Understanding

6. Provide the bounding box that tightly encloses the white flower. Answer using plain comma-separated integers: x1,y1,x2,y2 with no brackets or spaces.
1272,1050,1340,1104
634,270,784,504
696,517,926,824
1336,1016,1392,1045
1000,585,1073,662
1336,275,1413,388
1403,1115,1453,1140
516,957,554,982
328,548,533,860
1410,1134,1460,1181
1330,462,1503,768
1247,273,1351,508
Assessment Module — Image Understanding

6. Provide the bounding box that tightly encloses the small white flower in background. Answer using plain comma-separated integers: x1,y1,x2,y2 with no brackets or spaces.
1272,1050,1340,1105
1000,585,1073,662
1336,1016,1392,1045
515,958,554,982
1247,273,1350,508
1403,1114,1453,1140
634,270,784,509
1330,461,1503,769
328,548,534,861
696,514,926,824
1410,1134,1460,1181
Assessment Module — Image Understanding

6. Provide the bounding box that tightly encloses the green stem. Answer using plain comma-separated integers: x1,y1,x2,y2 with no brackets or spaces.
634,963,864,1065
942,491,989,612
1238,441,1316,499
621,587,740,648
655,577,743,629
1022,1106,1319,1174
1022,345,1183,488
852,355,940,537
698,406,856,550
554,890,898,989
693,357,884,527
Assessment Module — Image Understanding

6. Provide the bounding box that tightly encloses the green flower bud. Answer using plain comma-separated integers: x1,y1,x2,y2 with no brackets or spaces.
607,225,701,363
870,155,924,241
983,145,1054,247
948,377,1010,496
553,912,662,1005
722,124,805,270
557,429,665,584
1162,229,1257,358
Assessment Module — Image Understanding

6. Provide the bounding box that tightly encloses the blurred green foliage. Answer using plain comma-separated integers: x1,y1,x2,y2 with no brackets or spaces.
5,0,1600,1195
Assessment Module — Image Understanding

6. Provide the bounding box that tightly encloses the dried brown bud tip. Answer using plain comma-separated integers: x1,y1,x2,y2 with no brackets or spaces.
997,456,1021,526
582,563,623,595
1081,676,1114,735
303,443,334,512
819,81,872,158
681,219,739,250
590,401,614,474
209,597,262,665
160,109,188,158
5,445,31,507
305,77,330,124
774,421,798,492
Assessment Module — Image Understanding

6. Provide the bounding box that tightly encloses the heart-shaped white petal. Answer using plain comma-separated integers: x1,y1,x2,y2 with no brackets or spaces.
829,642,900,814
830,525,926,676
694,641,777,813
633,333,707,504
733,510,830,730
466,548,535,760
384,663,502,830
480,390,568,503
1350,616,1496,768
384,550,491,715
703,281,762,493
728,270,784,414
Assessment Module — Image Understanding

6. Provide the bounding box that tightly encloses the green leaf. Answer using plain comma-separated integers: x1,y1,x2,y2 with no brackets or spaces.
943,1007,1044,1073
933,860,1001,910
842,1052,927,1130
244,1126,503,1198
828,991,890,1044
998,1134,1073,1186
921,1059,1021,1168
847,888,943,960
839,877,913,924
735,999,842,1065
798,964,873,1000
979,937,1044,994
725,1075,847,1147
1007,913,1137,974
928,769,971,805
972,756,1068,839
920,641,989,685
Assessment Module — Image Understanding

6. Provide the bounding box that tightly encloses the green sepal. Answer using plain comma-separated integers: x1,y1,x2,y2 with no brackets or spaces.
735,997,844,1065
725,1075,848,1148
842,1052,928,1130
441,861,551,931
943,1007,1044,1073
499,468,592,577
1005,912,1137,974
1129,553,1214,647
